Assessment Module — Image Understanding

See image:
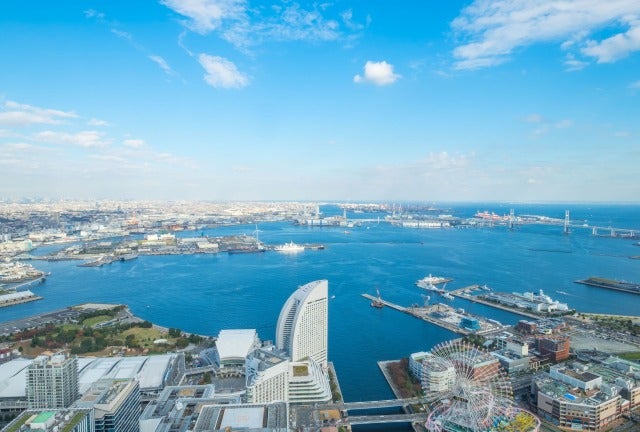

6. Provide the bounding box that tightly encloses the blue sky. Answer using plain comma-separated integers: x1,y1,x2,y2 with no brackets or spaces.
0,0,639,202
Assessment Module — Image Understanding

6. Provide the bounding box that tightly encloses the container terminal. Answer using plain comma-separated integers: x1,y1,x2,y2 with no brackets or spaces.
575,277,640,295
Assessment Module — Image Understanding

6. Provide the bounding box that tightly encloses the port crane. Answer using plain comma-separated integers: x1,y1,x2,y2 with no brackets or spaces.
421,294,430,307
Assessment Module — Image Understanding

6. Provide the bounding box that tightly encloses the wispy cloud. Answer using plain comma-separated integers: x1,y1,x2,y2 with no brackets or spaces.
0,100,77,127
524,113,544,123
630,80,640,89
123,138,145,148
160,0,246,34
564,53,588,71
34,130,110,148
149,55,177,77
162,0,361,49
85,9,178,78
451,0,640,70
88,118,109,127
354,61,401,86
198,54,249,88
555,119,573,128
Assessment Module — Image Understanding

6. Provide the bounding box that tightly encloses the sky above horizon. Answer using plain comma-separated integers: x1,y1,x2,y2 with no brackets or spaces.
1,0,639,202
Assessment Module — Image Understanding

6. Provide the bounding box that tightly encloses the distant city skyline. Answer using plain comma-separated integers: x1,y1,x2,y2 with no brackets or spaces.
1,1,639,202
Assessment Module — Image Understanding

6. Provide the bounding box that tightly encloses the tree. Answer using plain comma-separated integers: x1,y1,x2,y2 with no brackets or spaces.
168,328,182,338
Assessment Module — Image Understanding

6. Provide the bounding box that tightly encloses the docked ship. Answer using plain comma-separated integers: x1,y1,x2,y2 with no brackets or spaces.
274,241,305,253
417,281,445,294
416,274,450,292
474,210,508,221
416,274,449,286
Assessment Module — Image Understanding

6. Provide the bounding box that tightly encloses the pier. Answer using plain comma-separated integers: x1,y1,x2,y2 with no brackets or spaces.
450,286,544,319
360,293,506,335
361,294,406,312
576,277,640,295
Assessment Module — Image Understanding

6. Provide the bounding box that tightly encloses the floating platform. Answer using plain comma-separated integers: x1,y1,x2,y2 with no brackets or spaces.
575,277,640,295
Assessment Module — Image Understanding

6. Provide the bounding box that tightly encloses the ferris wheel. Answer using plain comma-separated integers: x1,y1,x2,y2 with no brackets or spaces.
423,339,540,432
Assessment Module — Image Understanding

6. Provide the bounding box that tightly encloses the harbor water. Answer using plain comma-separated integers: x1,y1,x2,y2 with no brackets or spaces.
2,204,640,431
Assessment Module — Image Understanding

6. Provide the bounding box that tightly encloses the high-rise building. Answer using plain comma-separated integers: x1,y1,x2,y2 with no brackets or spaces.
74,379,140,432
27,353,79,409
245,348,289,404
276,280,328,367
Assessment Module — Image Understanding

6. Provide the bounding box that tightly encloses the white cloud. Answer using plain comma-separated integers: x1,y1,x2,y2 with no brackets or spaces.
88,118,109,126
161,0,246,34
84,9,105,20
524,113,544,123
111,28,133,40
162,0,356,49
198,54,249,88
34,130,110,148
0,100,77,127
149,55,176,76
354,61,400,86
630,80,640,89
123,138,145,148
451,0,640,70
582,18,640,62
564,53,588,71
555,119,573,128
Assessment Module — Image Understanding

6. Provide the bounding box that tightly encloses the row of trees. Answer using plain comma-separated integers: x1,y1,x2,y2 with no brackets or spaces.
387,358,422,398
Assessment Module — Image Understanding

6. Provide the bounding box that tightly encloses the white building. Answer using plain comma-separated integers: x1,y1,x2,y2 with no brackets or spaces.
216,329,260,368
409,352,455,394
276,280,328,367
245,348,289,404
27,353,79,409
287,360,332,404
275,280,332,404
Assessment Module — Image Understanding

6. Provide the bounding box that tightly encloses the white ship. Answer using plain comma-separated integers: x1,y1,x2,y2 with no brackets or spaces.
416,274,448,287
274,241,305,253
442,292,454,300
417,281,444,293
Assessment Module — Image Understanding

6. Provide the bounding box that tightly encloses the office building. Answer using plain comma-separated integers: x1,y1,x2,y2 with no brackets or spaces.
74,379,140,432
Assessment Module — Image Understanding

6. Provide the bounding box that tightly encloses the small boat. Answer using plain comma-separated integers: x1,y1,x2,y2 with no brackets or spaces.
371,288,384,308
442,292,454,300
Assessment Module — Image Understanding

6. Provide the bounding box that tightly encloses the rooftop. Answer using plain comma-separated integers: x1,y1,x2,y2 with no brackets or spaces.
217,329,258,362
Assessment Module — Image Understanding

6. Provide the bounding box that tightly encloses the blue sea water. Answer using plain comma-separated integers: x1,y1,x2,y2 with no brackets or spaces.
2,204,639,430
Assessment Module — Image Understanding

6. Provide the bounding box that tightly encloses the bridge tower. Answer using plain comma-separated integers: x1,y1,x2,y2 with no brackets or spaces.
563,210,570,235
508,209,515,230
